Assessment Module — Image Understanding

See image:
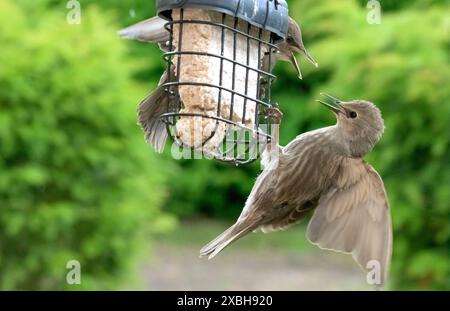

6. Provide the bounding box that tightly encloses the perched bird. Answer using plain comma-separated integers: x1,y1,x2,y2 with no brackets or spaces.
118,17,175,153
200,94,392,286
263,16,318,79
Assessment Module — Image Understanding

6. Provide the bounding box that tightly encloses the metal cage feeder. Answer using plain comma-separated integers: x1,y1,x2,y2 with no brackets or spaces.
157,0,289,165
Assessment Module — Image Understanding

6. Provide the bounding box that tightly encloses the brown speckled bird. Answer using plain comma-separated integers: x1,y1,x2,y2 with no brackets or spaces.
200,94,392,286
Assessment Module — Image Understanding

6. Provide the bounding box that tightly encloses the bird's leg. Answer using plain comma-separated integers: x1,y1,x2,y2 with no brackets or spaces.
268,105,283,125
266,106,283,152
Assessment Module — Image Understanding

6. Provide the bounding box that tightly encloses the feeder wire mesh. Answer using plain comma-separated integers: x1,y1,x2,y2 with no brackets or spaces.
159,1,285,165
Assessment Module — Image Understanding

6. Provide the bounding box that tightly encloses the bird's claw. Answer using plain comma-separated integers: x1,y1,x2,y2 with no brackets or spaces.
267,106,283,124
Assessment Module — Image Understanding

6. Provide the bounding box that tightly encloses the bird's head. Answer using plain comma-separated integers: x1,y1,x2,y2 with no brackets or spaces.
318,93,385,157
286,17,318,68
286,16,303,53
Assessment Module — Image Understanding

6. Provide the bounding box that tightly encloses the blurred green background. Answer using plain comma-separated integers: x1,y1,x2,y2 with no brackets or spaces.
0,0,448,290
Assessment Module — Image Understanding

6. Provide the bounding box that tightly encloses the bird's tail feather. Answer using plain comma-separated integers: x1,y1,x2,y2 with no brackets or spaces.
200,223,254,259
118,16,169,44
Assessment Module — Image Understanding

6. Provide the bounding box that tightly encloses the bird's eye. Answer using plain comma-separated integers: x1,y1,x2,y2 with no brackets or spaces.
349,111,358,119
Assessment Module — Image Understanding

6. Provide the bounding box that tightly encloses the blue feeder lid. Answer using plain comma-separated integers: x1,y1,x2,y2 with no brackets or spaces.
156,0,289,41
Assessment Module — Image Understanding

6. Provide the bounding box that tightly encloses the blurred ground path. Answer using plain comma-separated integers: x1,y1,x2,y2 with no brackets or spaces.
136,221,372,291
140,245,369,291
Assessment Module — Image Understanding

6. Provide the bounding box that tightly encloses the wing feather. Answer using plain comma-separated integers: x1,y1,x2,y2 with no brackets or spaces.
138,69,177,153
307,159,392,286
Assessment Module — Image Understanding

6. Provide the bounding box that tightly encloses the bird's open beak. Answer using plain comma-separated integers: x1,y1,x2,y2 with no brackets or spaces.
316,93,346,115
303,49,319,68
289,52,303,80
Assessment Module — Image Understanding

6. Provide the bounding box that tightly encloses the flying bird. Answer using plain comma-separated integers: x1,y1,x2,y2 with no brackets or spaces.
200,94,392,286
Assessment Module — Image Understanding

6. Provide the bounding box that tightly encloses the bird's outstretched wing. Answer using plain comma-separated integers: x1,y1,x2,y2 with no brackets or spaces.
307,159,392,286
118,16,170,50
138,68,177,153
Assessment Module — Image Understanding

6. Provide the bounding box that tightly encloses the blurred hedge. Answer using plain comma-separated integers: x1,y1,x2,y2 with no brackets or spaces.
0,1,174,290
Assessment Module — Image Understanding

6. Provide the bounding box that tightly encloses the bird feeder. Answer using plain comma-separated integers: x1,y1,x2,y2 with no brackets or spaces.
157,0,289,165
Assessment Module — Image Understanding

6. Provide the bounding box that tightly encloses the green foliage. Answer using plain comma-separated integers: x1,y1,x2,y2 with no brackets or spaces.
164,159,258,219
0,1,174,290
